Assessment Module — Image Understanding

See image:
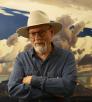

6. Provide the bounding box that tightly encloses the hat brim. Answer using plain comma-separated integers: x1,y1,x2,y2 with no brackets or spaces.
16,22,62,38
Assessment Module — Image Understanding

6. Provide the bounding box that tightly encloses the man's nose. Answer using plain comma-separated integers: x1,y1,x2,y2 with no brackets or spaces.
35,33,42,38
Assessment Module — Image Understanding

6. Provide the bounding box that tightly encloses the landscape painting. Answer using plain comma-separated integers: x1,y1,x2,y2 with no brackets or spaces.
0,0,92,98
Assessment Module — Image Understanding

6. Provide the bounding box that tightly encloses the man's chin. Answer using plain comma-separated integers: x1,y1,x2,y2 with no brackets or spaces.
34,46,47,54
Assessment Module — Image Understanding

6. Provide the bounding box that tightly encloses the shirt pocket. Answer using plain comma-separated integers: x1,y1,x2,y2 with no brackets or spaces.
24,65,40,76
23,65,33,76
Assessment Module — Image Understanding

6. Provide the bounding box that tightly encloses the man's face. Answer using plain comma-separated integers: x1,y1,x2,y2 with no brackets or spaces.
28,25,54,54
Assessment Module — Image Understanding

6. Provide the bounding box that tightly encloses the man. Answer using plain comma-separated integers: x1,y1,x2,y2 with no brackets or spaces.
8,10,77,102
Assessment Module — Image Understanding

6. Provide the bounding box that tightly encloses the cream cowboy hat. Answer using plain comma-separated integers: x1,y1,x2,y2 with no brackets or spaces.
16,10,62,38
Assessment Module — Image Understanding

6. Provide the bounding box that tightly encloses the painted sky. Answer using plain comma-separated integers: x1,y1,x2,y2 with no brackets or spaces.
0,0,92,67
0,0,92,27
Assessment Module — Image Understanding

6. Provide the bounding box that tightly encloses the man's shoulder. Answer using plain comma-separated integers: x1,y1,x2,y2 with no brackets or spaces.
56,47,72,56
55,47,75,62
17,48,32,58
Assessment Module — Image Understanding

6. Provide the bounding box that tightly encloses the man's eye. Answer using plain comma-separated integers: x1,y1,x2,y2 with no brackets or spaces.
32,32,36,35
30,32,36,35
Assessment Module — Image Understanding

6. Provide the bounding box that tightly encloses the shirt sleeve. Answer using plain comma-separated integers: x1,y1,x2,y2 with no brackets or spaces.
31,52,77,97
8,53,43,99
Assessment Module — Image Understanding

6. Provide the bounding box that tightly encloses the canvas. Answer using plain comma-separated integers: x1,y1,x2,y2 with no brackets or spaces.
0,0,92,101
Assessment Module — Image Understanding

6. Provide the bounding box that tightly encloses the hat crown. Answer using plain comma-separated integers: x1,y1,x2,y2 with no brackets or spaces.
27,10,50,26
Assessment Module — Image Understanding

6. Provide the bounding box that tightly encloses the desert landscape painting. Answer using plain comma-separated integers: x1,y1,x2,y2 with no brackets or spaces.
0,0,92,96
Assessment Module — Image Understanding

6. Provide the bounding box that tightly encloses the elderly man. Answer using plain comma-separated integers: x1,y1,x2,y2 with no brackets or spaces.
8,10,77,102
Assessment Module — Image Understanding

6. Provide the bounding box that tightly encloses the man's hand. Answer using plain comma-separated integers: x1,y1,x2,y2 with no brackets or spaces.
22,76,32,84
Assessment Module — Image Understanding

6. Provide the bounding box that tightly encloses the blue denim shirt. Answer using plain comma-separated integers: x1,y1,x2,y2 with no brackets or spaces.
8,45,77,101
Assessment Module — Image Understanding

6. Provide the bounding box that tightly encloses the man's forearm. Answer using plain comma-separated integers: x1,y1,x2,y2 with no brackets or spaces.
30,75,76,97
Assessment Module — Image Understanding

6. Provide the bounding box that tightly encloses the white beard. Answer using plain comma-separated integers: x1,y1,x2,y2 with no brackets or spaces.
34,43,48,54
